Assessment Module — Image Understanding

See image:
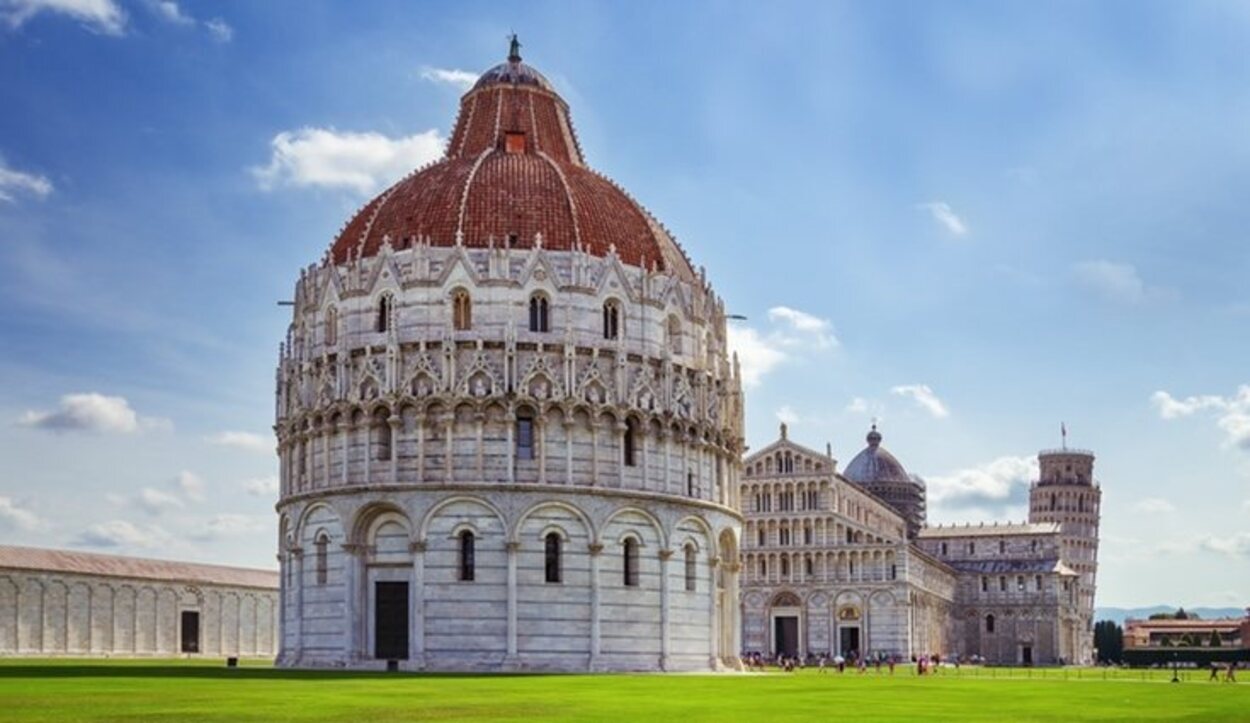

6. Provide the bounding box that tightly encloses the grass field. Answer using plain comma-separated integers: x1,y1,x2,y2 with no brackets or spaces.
1,659,1247,722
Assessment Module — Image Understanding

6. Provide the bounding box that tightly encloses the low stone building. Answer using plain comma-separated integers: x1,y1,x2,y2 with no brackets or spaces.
0,545,279,658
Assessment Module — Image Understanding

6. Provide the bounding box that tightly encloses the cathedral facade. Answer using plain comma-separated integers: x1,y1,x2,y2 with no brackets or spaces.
273,42,744,672
740,426,1099,665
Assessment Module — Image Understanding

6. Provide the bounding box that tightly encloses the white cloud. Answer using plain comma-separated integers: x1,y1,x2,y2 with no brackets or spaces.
0,496,44,531
207,430,271,455
926,455,1038,514
916,201,968,236
74,520,168,548
419,67,477,92
243,476,279,497
150,0,191,25
767,306,837,349
1198,532,1250,558
177,470,205,502
726,306,836,388
204,16,230,42
1132,497,1176,514
1,0,125,34
845,397,869,414
1152,386,1250,451
890,384,950,418
775,405,800,426
190,513,269,541
0,160,53,202
1072,260,1172,305
726,325,786,388
137,486,184,515
252,127,445,194
17,393,169,434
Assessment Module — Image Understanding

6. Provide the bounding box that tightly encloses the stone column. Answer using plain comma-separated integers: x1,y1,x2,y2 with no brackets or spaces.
505,411,515,483
415,412,425,482
590,420,600,486
339,419,349,487
388,414,401,484
616,421,628,489
707,556,720,668
727,561,742,668
477,411,487,481
588,543,603,670
658,548,673,670
290,549,304,662
410,540,425,668
563,417,574,485
663,430,672,494
640,427,649,491
341,543,361,663
505,541,520,666
443,414,453,483
321,424,331,489
537,415,547,485
362,423,371,486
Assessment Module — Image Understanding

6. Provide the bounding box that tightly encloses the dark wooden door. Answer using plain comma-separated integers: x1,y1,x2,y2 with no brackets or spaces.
774,616,798,657
374,581,409,660
1022,646,1033,665
839,626,860,658
180,611,200,653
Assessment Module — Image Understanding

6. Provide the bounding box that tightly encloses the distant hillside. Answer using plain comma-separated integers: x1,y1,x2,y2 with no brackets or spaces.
1095,606,1246,625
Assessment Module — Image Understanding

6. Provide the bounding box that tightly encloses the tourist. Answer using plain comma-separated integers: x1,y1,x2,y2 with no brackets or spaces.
1226,662,1237,683
1210,663,1221,682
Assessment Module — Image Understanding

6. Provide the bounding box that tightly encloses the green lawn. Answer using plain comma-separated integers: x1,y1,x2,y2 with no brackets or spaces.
0,659,1246,722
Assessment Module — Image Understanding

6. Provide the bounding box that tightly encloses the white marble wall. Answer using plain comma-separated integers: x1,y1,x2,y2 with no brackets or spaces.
277,487,741,672
0,570,277,657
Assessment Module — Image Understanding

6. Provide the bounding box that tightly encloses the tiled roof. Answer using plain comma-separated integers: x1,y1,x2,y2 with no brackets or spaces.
0,545,278,590
917,522,1061,538
328,56,696,282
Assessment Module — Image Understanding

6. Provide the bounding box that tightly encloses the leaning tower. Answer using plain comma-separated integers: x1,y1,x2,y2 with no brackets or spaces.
1028,445,1101,663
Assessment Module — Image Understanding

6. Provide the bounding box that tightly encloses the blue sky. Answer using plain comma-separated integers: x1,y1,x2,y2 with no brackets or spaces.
0,1,1247,607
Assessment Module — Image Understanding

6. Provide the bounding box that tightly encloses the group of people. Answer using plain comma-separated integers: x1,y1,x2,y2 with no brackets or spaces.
741,650,914,675
1208,662,1239,682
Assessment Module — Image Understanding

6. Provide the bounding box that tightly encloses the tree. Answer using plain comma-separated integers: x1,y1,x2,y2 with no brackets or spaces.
1209,630,1222,648
1175,607,1189,620
1094,620,1124,663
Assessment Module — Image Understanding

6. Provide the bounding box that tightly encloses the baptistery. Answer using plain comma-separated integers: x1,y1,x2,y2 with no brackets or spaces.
274,39,744,672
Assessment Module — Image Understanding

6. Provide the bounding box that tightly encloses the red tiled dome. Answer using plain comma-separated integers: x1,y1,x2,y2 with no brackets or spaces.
328,46,696,282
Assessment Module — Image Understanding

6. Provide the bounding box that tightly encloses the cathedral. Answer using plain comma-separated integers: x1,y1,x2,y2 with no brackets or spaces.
273,39,743,672
740,424,1100,665
271,41,1101,672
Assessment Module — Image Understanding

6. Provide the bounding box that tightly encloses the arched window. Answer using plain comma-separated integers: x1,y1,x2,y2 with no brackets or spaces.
757,528,765,546
623,418,637,467
804,556,813,578
375,293,393,332
1050,493,1056,511
602,300,621,340
999,540,1006,554
545,532,562,583
667,315,682,354
687,470,695,498
459,530,475,582
452,289,472,331
315,533,329,585
780,556,790,578
529,294,549,333
372,411,392,461
623,537,639,587
324,306,338,346
985,614,995,633
684,544,697,592
516,410,535,460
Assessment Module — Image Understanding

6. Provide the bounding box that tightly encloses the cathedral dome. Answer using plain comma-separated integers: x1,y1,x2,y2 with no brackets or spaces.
844,425,911,485
327,43,696,282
